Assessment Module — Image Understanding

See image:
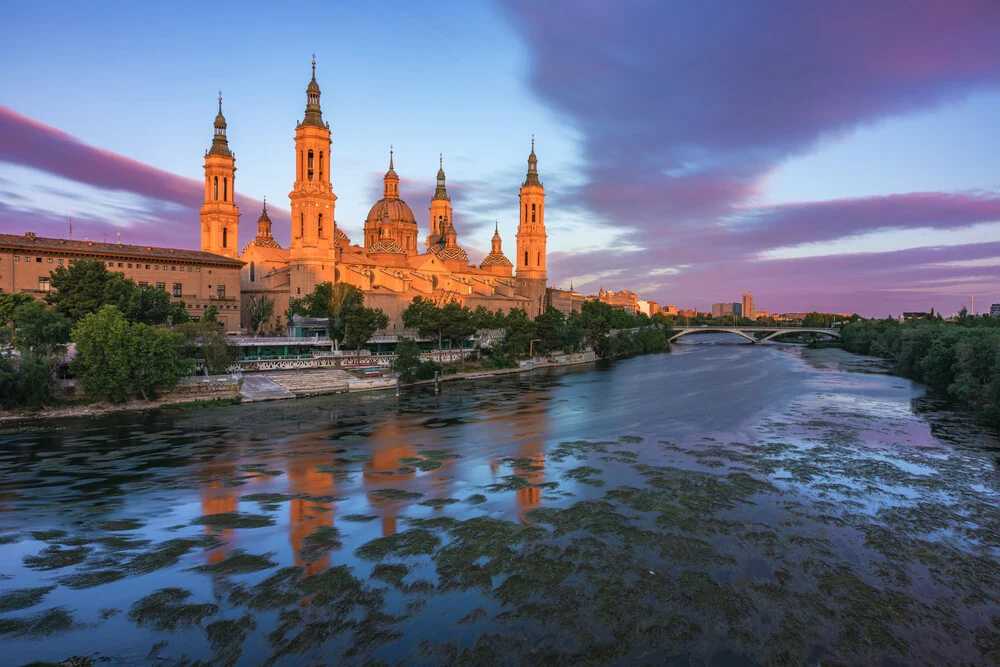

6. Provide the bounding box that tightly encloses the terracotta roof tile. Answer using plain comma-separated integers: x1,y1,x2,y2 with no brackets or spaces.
0,233,243,266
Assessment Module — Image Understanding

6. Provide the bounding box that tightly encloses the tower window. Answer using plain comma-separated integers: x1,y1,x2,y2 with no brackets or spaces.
300,214,305,238
524,204,527,221
318,213,324,237
214,177,218,200
531,203,536,222
223,177,228,202
249,261,255,282
308,150,314,180
319,151,324,180
222,227,228,248
537,251,541,266
524,251,529,266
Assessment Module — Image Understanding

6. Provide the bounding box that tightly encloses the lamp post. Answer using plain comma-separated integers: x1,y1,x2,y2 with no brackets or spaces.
529,339,542,360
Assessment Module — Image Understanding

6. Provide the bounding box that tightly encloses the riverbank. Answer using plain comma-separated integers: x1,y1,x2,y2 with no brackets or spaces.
0,352,600,422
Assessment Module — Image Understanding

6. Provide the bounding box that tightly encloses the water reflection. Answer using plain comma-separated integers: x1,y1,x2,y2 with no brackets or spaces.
3,347,1000,665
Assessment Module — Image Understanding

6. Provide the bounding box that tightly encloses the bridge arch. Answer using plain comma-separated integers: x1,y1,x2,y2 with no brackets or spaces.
668,326,841,344
668,328,759,344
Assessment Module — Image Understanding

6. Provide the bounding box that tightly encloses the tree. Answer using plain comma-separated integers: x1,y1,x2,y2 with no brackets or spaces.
72,305,137,402
203,305,221,325
46,259,121,321
12,302,71,358
0,293,34,327
301,282,335,319
402,297,445,352
440,302,475,350
118,284,185,325
534,307,567,353
72,305,189,402
326,284,365,349
394,336,433,383
175,321,236,375
342,304,389,352
244,294,276,334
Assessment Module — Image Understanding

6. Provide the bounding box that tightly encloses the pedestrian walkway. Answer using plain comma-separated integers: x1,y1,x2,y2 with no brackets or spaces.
264,369,353,396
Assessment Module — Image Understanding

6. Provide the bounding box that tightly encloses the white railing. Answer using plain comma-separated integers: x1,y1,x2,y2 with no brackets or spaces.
225,335,332,346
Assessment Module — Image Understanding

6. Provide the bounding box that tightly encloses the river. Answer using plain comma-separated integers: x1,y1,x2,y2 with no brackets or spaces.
2,338,1000,665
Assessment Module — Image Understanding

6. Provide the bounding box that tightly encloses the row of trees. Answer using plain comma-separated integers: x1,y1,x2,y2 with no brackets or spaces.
289,283,389,352
841,315,1000,426
1,261,237,408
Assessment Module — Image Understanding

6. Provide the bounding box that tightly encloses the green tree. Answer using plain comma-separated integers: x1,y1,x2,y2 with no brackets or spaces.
202,305,221,325
0,292,34,327
72,305,137,402
402,296,445,351
534,307,567,353
394,336,435,383
326,284,365,349
175,321,236,375
440,302,475,350
46,259,121,321
128,323,187,399
244,294,276,334
12,302,71,358
342,304,389,352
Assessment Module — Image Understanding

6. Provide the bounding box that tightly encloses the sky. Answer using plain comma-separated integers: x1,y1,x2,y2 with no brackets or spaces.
2,0,1000,316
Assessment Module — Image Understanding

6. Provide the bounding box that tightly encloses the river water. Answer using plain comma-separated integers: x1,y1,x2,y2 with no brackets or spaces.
2,339,1000,665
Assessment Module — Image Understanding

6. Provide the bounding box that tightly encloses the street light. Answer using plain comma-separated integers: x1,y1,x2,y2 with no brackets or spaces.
529,339,542,359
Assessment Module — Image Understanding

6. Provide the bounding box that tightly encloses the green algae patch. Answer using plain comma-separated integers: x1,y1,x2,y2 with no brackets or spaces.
191,512,275,529
23,545,91,571
97,518,145,531
342,513,379,523
0,607,76,638
192,549,278,575
126,535,223,575
59,569,126,590
128,587,219,631
564,466,606,487
369,489,423,501
206,614,257,656
419,497,460,508
464,494,487,505
0,586,55,613
29,529,67,542
298,526,342,563
356,529,441,561
371,563,410,588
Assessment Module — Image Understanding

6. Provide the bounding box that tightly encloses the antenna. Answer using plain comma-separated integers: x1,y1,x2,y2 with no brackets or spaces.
69,209,73,240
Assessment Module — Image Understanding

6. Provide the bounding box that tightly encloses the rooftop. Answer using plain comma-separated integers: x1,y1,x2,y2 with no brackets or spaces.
0,232,244,266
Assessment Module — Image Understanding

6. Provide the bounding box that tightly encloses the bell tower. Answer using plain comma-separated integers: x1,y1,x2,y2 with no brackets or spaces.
199,93,240,259
516,137,547,317
288,57,338,298
426,154,451,250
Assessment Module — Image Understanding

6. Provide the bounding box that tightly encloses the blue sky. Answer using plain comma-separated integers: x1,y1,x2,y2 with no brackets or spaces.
3,1,1000,314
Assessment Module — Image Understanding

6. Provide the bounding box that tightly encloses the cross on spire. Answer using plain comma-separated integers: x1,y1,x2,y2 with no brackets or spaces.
218,91,222,113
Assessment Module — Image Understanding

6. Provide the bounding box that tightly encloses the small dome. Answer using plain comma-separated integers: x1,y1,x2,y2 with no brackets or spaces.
436,246,469,262
257,203,271,224
365,198,417,227
481,253,512,268
215,112,227,129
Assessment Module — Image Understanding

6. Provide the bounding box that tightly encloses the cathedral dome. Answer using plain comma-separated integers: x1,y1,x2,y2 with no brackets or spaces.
365,198,417,227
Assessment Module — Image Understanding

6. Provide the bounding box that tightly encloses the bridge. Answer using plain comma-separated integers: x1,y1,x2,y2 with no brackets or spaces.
668,326,840,344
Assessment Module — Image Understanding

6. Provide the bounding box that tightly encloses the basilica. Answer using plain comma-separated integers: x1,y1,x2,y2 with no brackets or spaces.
198,60,549,331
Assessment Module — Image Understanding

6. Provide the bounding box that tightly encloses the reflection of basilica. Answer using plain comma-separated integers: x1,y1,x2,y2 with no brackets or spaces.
199,463,240,565
489,396,550,524
287,453,337,576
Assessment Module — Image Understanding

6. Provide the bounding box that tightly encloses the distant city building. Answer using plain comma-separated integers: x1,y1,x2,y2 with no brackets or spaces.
596,289,639,313
647,300,661,316
664,304,678,316
711,302,741,318
677,309,697,319
546,285,585,316
901,312,931,321
991,303,1000,317
741,292,756,320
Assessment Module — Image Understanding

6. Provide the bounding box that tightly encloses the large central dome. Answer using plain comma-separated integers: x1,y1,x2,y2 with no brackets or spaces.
365,198,416,227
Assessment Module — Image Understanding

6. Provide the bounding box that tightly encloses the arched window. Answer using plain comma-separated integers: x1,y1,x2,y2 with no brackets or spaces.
223,177,228,202
524,251,529,266
300,213,304,238
222,227,228,248
299,150,304,180
318,213,323,237
307,150,314,180
524,204,527,221
213,177,218,201
249,261,255,282
537,251,541,266
531,203,536,222
319,151,324,180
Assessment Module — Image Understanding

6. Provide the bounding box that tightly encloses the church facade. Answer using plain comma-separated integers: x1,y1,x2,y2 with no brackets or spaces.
200,61,550,332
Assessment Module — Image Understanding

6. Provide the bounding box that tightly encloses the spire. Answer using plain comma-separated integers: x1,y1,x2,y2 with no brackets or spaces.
208,92,232,157
383,146,399,198
257,197,273,237
491,220,502,253
433,153,450,201
523,135,541,187
302,55,325,128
